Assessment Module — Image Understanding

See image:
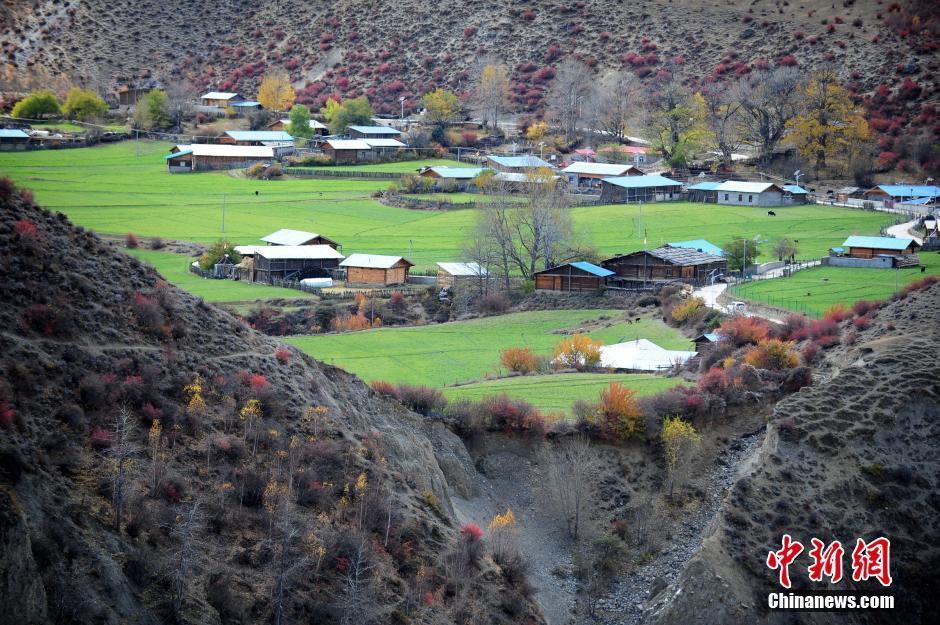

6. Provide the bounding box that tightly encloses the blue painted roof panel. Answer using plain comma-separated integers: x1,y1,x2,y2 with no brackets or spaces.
668,239,725,256
687,181,722,191
569,261,615,277
224,130,293,141
842,235,915,251
603,174,682,189
874,185,940,198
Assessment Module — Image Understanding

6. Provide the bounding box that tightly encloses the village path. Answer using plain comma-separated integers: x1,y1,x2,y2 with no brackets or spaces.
886,217,923,245
692,282,787,324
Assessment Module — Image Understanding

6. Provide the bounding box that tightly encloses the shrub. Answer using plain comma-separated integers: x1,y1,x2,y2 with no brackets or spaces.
717,316,770,347
851,300,878,316
274,346,291,364
246,162,266,178
0,403,14,427
198,239,242,271
822,304,850,324
800,342,819,365
14,219,42,251
670,297,705,324
125,232,139,248
553,334,602,371
744,339,799,370
594,382,643,441
396,384,447,416
149,237,165,250
852,316,870,330
21,303,74,337
479,394,546,437
781,314,809,341
476,293,510,315
131,292,164,331
499,347,538,374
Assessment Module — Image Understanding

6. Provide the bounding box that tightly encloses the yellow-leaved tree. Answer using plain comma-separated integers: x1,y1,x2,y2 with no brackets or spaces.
476,63,509,131
526,120,548,141
785,70,869,176
553,334,603,371
661,416,701,498
258,71,296,113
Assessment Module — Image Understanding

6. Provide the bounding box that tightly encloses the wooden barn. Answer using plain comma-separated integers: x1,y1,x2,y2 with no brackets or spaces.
321,139,372,164
840,236,920,258
199,91,245,108
602,245,727,287
692,333,722,354
261,229,340,249
240,245,345,284
221,130,294,146
534,261,614,292
348,125,403,140
715,181,785,207
562,162,644,190
783,184,809,204
165,144,283,172
599,175,682,203
687,181,721,203
436,262,489,289
269,118,329,135
341,254,414,285
0,129,30,151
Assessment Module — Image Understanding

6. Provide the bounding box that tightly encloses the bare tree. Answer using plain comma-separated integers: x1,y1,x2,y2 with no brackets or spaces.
547,58,594,143
473,60,510,133
108,405,139,531
730,67,805,164
340,539,377,625
588,70,641,143
641,73,708,167
700,81,746,169
536,436,600,540
168,500,204,621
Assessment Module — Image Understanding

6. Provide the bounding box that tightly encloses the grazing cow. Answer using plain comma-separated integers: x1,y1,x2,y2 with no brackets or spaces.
767,210,776,216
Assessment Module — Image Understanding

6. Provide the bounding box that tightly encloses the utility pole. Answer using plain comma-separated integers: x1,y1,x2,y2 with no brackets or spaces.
221,194,226,232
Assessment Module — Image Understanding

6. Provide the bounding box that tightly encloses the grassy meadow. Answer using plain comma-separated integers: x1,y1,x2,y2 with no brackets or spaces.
0,142,894,274
284,310,692,387
729,251,940,316
443,373,685,414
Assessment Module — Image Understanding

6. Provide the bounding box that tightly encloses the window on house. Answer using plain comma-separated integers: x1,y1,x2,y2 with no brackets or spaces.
724,193,729,201
738,194,743,201
748,194,753,202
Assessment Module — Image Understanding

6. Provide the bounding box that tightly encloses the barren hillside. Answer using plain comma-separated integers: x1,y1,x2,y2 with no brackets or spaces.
2,0,937,118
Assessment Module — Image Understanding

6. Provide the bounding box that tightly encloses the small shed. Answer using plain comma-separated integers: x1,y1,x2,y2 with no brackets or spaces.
687,181,721,203
599,175,683,203
534,261,614,292
602,246,727,286
0,129,30,151
361,137,407,155
783,184,809,204
485,154,554,173
715,181,785,207
248,245,345,284
222,130,294,146
436,262,489,289
836,186,862,203
270,118,329,135
692,333,722,354
419,166,486,180
341,254,414,285
348,125,403,139
200,91,245,108
562,162,644,189
321,139,372,164
841,236,919,258
261,229,340,249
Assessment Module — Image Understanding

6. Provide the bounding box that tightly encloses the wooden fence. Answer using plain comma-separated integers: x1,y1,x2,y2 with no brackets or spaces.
285,167,401,180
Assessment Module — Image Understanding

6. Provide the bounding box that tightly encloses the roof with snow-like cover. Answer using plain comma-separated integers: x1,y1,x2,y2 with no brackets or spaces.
167,144,274,158
487,155,553,169
562,162,641,176
348,125,402,135
224,130,293,142
424,167,486,179
200,92,241,100
436,262,489,276
362,138,407,148
602,174,682,189
261,229,329,246
341,253,413,269
687,181,722,191
324,139,372,150
254,245,345,260
715,181,783,193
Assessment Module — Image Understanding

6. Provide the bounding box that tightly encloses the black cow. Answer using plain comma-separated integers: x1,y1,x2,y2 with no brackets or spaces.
767,210,776,216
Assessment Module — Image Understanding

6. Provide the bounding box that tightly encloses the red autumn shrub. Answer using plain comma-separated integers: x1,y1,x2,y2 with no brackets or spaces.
249,374,269,394
595,382,643,441
522,9,535,20
14,219,42,250
718,316,770,347
852,316,870,330
461,523,483,542
125,232,139,248
851,300,878,316
464,27,476,38
698,367,731,393
0,402,14,427
396,384,447,416
778,55,798,66
89,426,112,449
275,346,291,364
814,335,839,349
800,342,819,365
901,275,939,294
21,303,74,337
822,304,850,324
480,394,546,437
461,130,478,146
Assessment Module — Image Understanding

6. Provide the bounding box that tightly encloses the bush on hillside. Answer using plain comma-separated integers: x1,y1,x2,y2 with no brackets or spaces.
744,339,799,371
717,316,770,347
499,347,538,374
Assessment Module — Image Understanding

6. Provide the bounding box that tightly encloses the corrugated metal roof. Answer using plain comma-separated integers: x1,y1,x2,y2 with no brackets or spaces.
175,144,274,158
362,138,407,148
487,155,553,169
668,239,724,256
836,186,860,194
277,118,328,129
563,162,640,176
324,139,371,150
0,129,29,139
348,125,401,135
783,184,808,194
687,181,722,191
426,167,486,179
436,262,488,276
341,253,412,269
234,245,265,255
231,101,261,107
569,261,615,277
200,92,240,100
842,236,915,251
254,245,345,260
602,174,682,189
715,181,782,193
607,245,724,266
899,197,934,205
493,172,560,183
165,148,194,159
261,229,324,246
695,333,721,343
599,339,697,371
870,184,940,198
224,130,293,142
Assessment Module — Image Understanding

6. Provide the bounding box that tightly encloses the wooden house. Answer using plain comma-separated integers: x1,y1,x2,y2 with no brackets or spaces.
348,125,403,140
244,245,344,284
863,184,940,208
835,186,863,203
221,130,294,146
840,236,919,258
341,254,413,285
602,245,727,287
0,129,30,151
436,262,489,289
783,184,809,204
667,239,724,257
692,333,722,354
321,139,372,164
715,181,785,207
270,118,329,135
116,84,158,107
199,91,245,108
599,175,682,203
533,261,614,292
687,181,721,203
562,162,644,190
485,154,553,174
165,144,282,172
261,229,340,249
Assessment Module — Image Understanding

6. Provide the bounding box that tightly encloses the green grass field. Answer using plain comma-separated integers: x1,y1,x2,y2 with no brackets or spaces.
0,142,894,274
443,373,684,414
729,251,940,316
125,248,314,302
284,310,692,387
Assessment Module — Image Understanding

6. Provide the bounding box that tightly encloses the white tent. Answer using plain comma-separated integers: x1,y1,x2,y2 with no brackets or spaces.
599,339,697,371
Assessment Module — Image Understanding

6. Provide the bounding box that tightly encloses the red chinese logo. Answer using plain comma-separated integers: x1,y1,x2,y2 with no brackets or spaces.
807,538,844,584
766,534,804,589
851,537,893,587
767,535,891,588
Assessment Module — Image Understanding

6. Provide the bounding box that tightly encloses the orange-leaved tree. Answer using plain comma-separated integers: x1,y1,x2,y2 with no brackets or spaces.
553,334,602,371
595,382,643,441
744,339,798,370
499,347,538,374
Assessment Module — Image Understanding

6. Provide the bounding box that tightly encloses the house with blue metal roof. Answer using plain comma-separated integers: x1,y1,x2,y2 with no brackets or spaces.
783,184,809,204
687,181,722,203
841,236,919,257
668,239,725,257
534,261,614,292
864,185,940,208
599,174,682,203
692,333,723,353
222,130,294,146
0,128,30,150
485,154,554,173
348,125,402,139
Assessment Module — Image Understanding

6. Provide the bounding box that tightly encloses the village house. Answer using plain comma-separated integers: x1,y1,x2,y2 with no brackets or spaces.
783,184,809,204
419,167,487,190
235,245,344,284
835,186,863,203
115,81,160,107
715,181,785,207
562,162,644,190
269,118,329,135
199,91,245,108
230,101,262,117
829,236,921,269
221,130,294,146
0,129,30,151
668,239,725,257
692,333,722,354
686,181,721,203
436,262,489,289
485,154,554,174
602,245,727,287
321,139,372,164
261,229,340,249
533,261,614,292
360,137,408,156
598,174,683,203
341,254,414,286
348,125,403,140
863,184,940,208
165,144,285,172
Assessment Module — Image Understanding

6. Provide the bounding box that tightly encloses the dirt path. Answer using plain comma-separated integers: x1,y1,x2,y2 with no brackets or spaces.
597,427,765,625
886,218,923,245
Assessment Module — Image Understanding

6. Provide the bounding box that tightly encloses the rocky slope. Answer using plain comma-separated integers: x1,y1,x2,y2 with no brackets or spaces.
0,180,541,624
644,281,940,625
2,1,937,117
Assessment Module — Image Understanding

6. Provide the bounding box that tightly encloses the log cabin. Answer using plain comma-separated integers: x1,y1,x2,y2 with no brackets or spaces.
341,254,414,285
533,261,614,292
602,246,727,287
